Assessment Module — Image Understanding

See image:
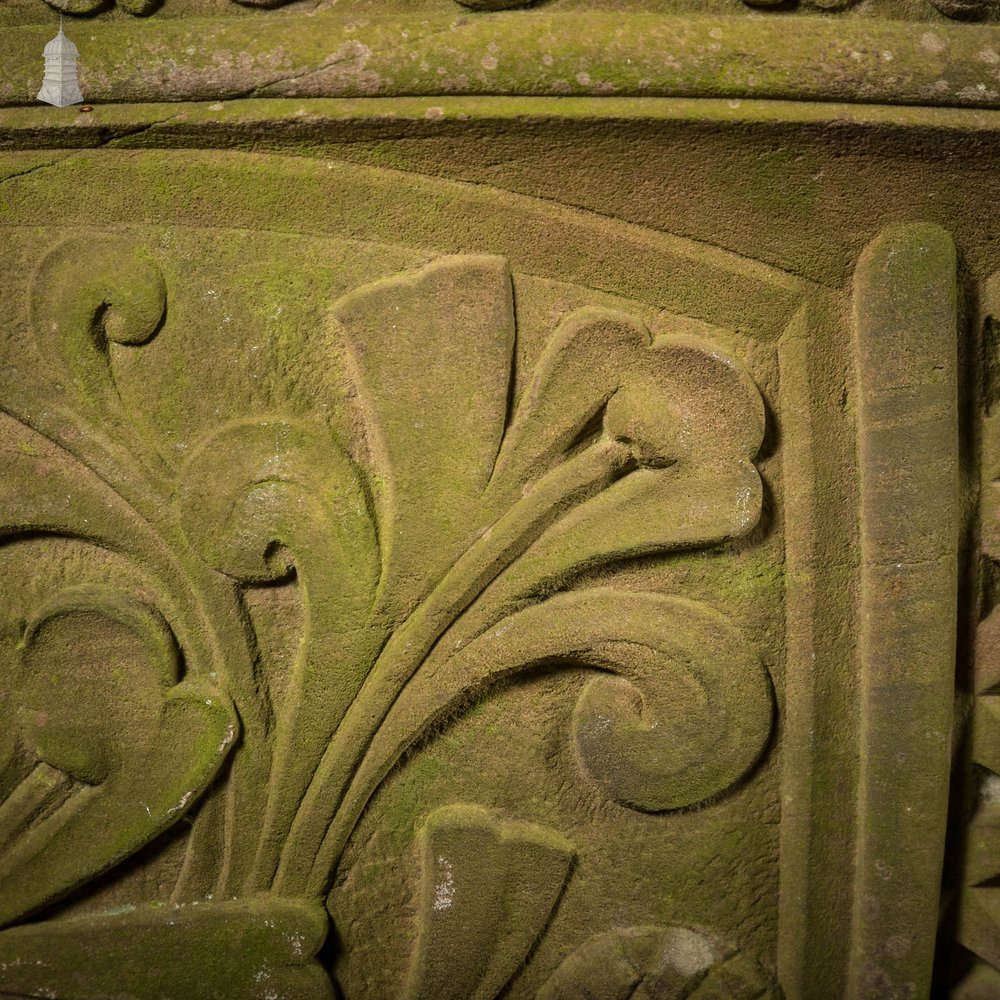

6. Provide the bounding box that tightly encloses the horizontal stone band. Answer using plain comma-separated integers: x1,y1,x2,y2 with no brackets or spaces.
2,13,1000,109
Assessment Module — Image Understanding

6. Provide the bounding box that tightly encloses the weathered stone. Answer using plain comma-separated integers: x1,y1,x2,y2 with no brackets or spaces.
0,4,998,999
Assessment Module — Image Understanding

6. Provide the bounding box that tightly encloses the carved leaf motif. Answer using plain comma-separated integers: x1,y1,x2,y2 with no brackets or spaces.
0,897,333,1000
3,241,772,998
177,417,383,890
333,590,772,848
0,586,236,929
405,805,574,1000
0,236,248,939
280,256,768,893
536,925,779,1000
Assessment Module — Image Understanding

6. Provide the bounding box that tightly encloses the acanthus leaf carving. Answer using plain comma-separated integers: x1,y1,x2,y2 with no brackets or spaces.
0,236,243,938
275,255,769,896
1,244,775,998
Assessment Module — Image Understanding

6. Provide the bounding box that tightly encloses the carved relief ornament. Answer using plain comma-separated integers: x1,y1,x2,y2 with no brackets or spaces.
0,239,776,997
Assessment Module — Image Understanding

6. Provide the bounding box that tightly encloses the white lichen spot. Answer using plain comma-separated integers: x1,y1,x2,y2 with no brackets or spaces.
424,106,445,120
662,927,721,976
576,71,591,86
592,713,613,733
957,83,999,100
433,857,455,912
481,55,498,71
218,722,236,754
881,51,893,62
980,48,1000,65
735,484,755,530
982,772,1000,802
167,790,194,817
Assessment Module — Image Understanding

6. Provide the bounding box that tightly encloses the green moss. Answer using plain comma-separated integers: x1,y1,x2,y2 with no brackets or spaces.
377,749,447,844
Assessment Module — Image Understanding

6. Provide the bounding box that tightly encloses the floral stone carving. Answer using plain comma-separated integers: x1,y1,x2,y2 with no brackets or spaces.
0,231,775,998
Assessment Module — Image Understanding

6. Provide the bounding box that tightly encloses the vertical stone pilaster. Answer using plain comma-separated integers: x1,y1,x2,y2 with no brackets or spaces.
851,224,960,999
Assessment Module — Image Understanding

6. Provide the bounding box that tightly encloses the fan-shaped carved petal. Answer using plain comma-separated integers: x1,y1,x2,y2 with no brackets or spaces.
405,805,574,1000
332,256,516,620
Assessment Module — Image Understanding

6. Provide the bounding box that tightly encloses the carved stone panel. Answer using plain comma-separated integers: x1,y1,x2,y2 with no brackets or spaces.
0,10,999,997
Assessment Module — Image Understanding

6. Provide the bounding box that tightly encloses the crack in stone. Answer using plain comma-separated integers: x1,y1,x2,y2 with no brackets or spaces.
247,51,369,98
105,113,188,145
232,20,462,100
0,156,75,187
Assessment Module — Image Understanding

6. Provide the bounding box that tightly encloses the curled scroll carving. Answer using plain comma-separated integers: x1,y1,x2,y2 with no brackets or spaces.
1,247,772,997
0,587,235,929
0,238,237,935
568,594,772,811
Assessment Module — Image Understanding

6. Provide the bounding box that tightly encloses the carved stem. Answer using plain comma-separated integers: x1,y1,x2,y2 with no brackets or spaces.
273,439,632,894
